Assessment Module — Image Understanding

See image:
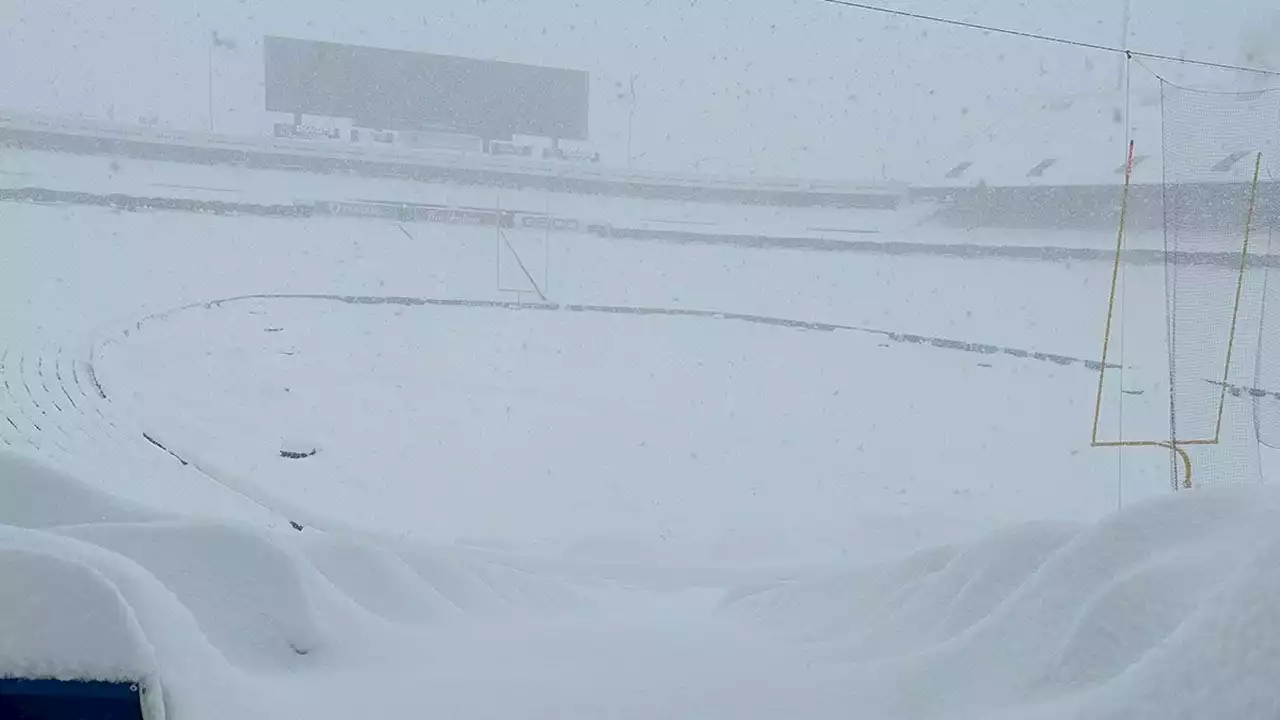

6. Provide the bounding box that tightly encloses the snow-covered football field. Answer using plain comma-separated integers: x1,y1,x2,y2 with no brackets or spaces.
3,199,1279,719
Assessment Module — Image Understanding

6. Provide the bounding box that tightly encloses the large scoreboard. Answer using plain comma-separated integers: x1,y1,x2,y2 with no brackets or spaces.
263,36,589,141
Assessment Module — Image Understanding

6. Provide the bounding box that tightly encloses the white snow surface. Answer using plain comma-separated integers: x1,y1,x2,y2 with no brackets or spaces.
728,487,1280,719
2,196,1279,718
6,448,1280,719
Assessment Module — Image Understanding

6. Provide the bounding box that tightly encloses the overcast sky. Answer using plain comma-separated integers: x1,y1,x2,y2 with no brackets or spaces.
3,0,1276,180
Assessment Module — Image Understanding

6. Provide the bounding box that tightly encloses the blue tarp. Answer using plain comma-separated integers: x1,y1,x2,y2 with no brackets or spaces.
0,678,144,719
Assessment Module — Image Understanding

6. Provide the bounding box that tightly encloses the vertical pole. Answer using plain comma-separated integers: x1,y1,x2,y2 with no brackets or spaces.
1116,0,1132,91
1251,227,1276,449
1161,83,1180,491
208,42,215,132
626,72,638,168
495,195,502,294
543,198,551,298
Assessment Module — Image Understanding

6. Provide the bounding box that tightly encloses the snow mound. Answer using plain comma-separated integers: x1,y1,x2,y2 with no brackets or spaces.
0,450,588,717
303,537,460,623
7,445,1279,718
1070,537,1280,720
396,547,582,615
0,547,154,683
726,486,1280,719
0,451,161,529
58,522,320,669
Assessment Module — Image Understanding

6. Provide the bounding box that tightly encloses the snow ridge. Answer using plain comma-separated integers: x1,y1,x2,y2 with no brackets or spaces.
726,486,1280,719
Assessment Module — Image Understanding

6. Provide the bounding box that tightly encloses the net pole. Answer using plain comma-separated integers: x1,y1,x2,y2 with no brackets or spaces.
1254,226,1274,445
1160,81,1180,491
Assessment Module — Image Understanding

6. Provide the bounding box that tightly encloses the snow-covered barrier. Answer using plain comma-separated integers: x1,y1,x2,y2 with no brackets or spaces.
0,186,312,218
4,184,1272,268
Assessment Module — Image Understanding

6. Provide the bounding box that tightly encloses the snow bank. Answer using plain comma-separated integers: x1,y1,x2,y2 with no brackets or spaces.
1067,536,1280,720
57,522,320,669
5,445,1280,718
726,485,1280,720
0,451,160,529
0,547,154,683
0,450,610,718
302,537,460,624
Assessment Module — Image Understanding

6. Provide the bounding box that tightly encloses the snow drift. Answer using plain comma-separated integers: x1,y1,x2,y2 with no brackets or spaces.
0,450,584,719
726,485,1280,720
4,448,1279,718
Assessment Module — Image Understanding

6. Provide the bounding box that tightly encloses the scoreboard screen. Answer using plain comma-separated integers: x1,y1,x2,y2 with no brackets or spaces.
264,36,589,141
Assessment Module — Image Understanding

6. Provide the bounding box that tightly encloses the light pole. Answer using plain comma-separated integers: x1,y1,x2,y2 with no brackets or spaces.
207,41,214,131
1116,0,1131,91
626,72,639,168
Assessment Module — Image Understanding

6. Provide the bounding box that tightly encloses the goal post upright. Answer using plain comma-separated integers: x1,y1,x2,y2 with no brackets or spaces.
1212,151,1265,444
1091,138,1197,488
1091,140,1266,490
1092,139,1136,449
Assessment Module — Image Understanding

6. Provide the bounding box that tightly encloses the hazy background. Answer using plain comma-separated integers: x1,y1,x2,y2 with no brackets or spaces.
3,0,1276,180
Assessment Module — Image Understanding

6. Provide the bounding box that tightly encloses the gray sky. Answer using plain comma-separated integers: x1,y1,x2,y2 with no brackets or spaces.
3,0,1273,180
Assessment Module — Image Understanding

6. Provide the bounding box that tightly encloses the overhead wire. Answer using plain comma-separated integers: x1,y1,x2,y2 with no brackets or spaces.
1130,56,1280,94
814,0,1280,78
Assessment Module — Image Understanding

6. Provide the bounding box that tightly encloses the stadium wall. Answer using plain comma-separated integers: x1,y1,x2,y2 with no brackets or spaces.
913,183,1280,231
6,186,1276,270
0,114,897,210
